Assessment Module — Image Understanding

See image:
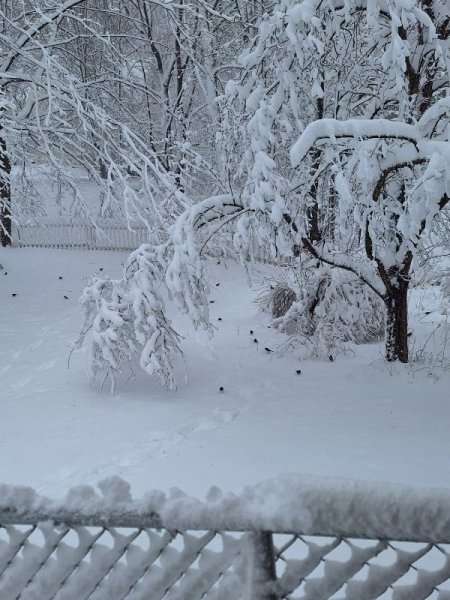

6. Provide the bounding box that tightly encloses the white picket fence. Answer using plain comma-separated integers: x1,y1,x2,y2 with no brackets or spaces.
11,219,150,251
10,218,297,261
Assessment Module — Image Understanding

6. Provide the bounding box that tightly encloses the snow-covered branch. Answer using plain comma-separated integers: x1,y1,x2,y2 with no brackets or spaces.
290,119,420,167
80,194,244,389
0,0,87,73
301,237,386,297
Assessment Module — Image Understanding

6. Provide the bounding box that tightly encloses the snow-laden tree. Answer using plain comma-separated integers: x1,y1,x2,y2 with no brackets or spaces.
221,0,450,363
81,0,450,390
0,0,184,245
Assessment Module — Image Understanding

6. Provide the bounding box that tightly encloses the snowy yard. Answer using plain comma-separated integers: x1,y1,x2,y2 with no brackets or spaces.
3,0,450,596
1,246,449,501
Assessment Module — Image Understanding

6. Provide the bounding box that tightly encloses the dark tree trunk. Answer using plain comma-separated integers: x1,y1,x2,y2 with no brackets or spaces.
0,134,12,247
99,157,108,180
306,199,321,244
306,95,324,244
384,275,409,363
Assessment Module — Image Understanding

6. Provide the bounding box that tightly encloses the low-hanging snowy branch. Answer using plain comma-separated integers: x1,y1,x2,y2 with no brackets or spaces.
79,243,184,392
79,194,246,390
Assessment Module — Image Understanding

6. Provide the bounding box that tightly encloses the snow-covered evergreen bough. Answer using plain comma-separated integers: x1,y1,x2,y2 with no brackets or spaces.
81,0,450,388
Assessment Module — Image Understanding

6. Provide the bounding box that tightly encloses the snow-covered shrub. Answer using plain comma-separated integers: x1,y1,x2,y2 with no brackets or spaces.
271,286,297,318
256,281,297,318
260,262,384,358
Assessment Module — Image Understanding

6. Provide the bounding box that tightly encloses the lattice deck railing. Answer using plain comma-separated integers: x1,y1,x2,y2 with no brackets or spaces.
2,479,450,599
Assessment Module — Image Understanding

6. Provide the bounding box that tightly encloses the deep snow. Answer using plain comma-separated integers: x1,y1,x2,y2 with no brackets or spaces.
0,246,449,500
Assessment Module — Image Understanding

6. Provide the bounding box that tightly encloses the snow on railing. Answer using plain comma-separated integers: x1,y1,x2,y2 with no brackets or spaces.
2,475,450,598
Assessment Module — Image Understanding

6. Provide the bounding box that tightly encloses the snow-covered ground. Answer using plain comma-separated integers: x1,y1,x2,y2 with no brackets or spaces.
0,246,449,500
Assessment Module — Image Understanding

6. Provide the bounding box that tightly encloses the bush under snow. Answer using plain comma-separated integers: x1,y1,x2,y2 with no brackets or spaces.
259,261,385,358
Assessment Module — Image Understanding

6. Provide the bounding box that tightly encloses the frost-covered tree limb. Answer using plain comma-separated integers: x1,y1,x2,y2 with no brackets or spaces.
80,194,246,389
300,238,385,298
80,242,184,392
290,119,421,167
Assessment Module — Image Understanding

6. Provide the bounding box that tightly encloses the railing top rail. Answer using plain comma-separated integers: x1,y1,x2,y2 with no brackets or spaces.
0,508,163,530
2,476,450,544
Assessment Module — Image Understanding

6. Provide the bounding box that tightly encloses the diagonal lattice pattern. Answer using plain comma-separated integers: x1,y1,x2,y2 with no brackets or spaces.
274,534,450,599
0,524,244,600
2,523,450,598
